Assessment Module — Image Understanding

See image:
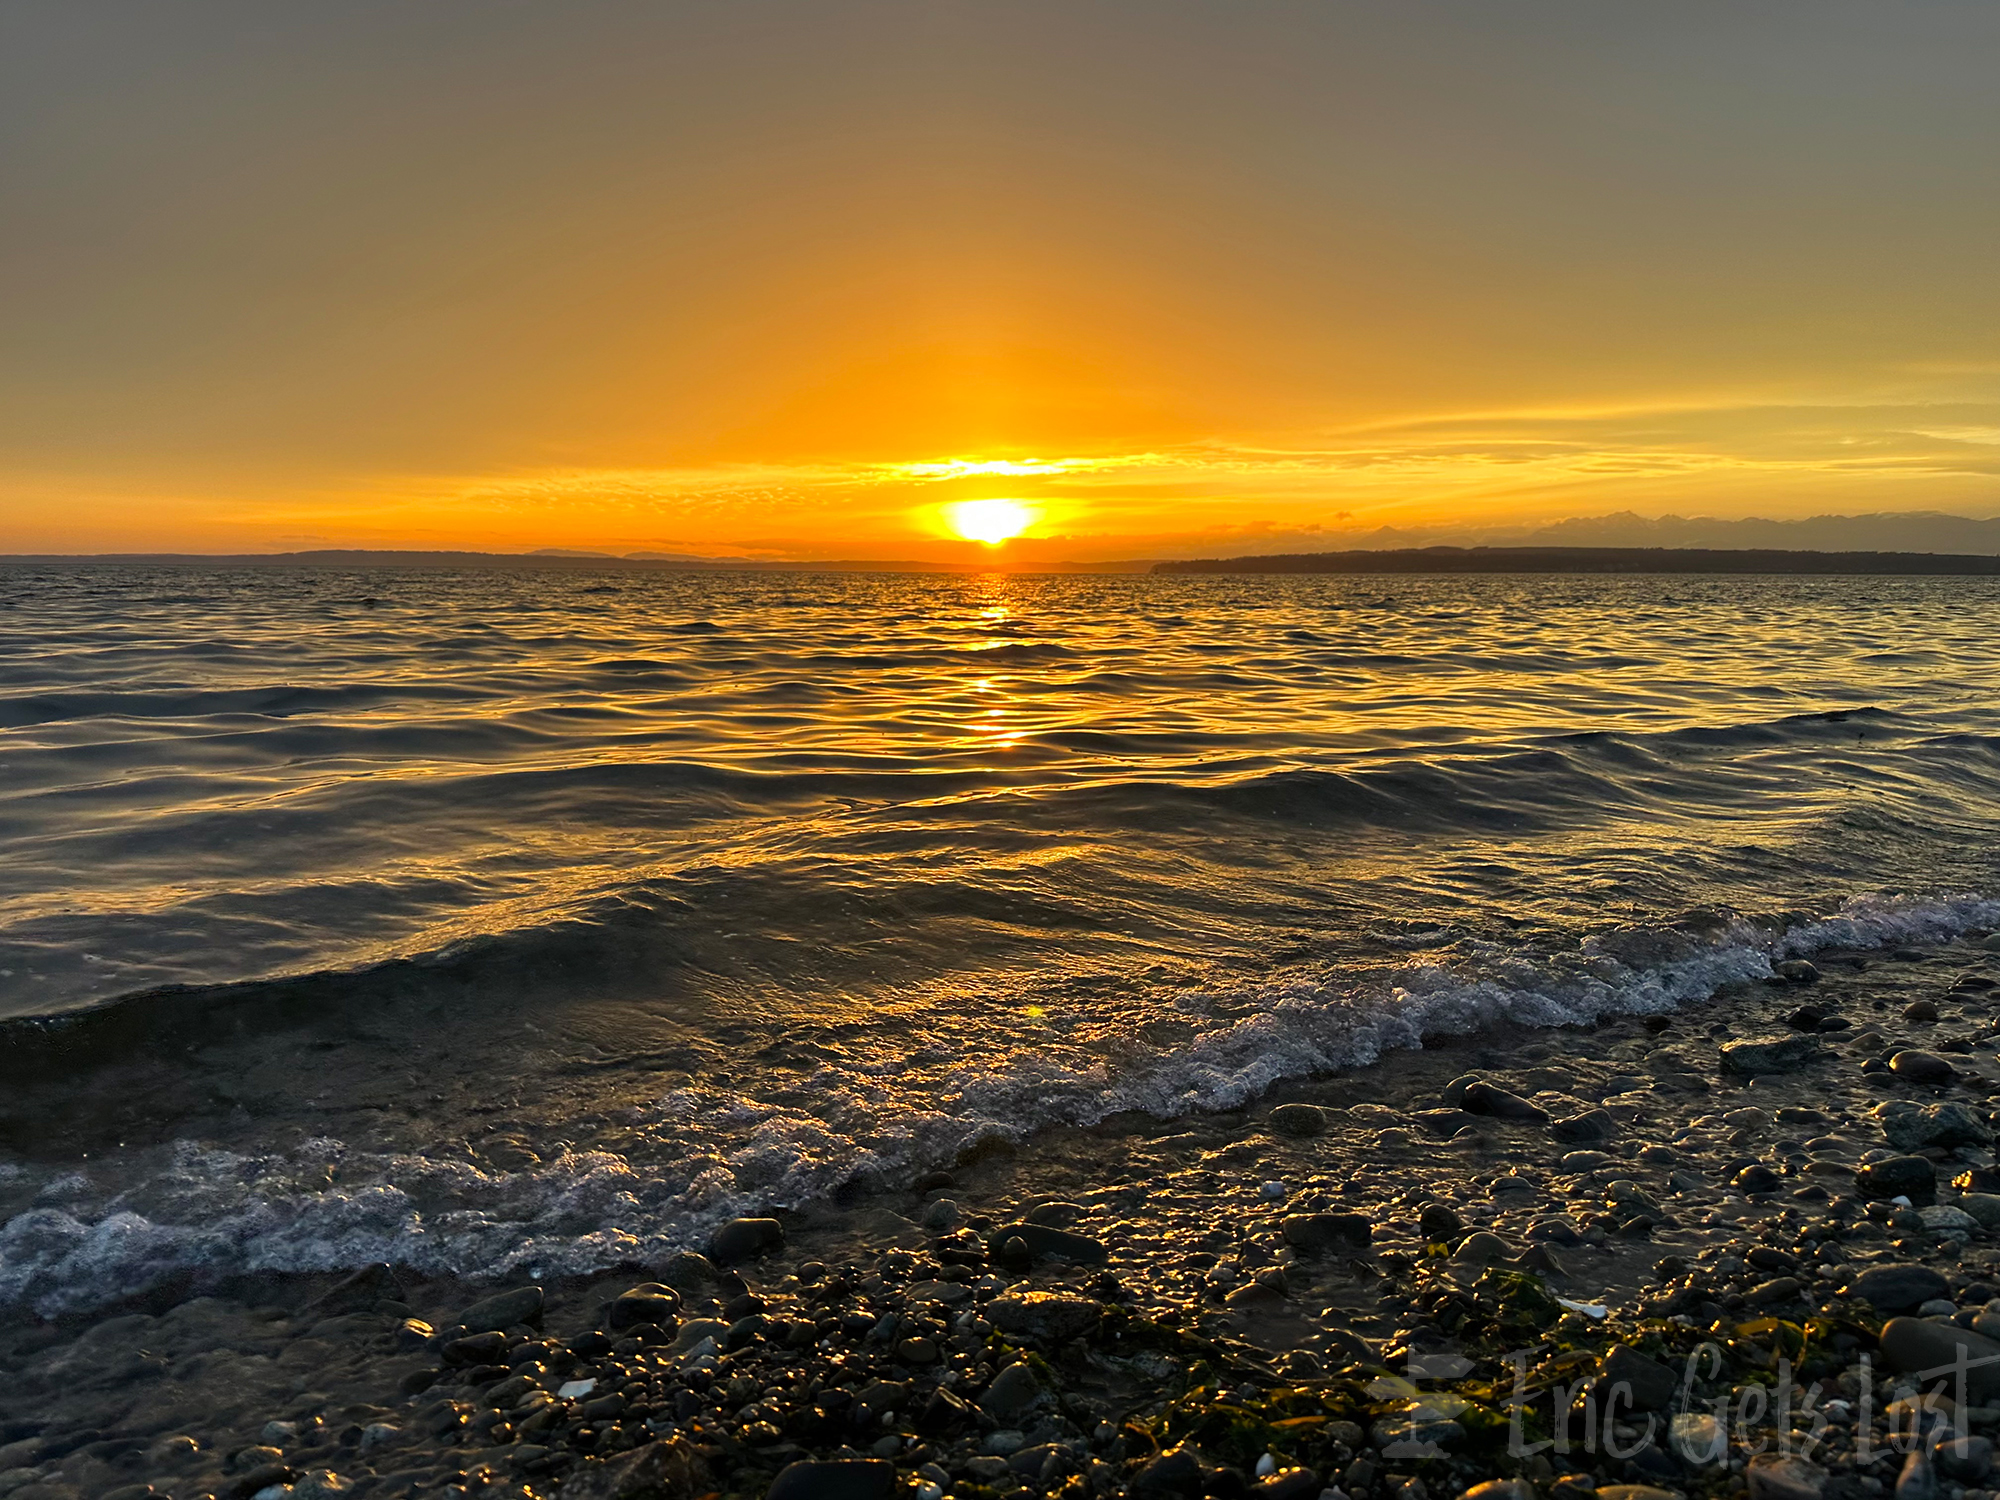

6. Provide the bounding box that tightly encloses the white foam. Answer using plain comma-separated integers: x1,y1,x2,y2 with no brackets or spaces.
3,890,1994,1317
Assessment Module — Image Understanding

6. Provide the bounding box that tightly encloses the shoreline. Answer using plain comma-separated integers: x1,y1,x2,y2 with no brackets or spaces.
4,930,2000,1500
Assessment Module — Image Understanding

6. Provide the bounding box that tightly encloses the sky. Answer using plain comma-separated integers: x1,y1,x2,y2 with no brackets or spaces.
3,1,1999,563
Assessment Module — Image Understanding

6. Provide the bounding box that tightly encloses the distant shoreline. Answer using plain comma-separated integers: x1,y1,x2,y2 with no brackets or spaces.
7,544,2000,576
0,549,1101,575
1154,545,2000,575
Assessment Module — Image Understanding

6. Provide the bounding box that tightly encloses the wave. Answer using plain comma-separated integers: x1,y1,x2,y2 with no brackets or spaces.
3,889,1993,1316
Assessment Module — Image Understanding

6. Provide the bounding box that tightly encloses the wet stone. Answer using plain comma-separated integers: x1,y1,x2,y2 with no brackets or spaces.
1450,1233,1514,1266
605,1286,680,1331
1269,1103,1328,1137
709,1217,785,1265
985,1291,1102,1343
1747,1454,1827,1500
1855,1155,1938,1204
454,1286,543,1335
1851,1264,1951,1312
1551,1109,1616,1143
978,1362,1041,1420
1280,1213,1372,1255
1132,1447,1205,1496
1879,1319,2000,1401
988,1222,1108,1265
1598,1344,1678,1410
1874,1100,1991,1151
1418,1204,1465,1241
1721,1034,1823,1074
1890,1051,1957,1086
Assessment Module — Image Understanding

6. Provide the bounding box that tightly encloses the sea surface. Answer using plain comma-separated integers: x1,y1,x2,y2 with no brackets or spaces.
2,563,1998,1313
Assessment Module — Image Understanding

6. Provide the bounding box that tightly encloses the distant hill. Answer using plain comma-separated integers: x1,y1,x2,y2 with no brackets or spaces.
0,549,983,574
1154,546,2000,575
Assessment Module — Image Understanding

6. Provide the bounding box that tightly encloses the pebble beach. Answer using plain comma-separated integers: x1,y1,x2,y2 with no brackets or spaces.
8,929,2000,1500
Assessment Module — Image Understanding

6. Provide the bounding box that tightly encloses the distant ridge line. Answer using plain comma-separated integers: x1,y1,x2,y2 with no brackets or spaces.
0,549,1155,575
1153,546,2000,576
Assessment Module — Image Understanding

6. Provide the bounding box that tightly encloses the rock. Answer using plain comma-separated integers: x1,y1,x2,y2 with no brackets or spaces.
1957,1194,2000,1227
1415,1109,1482,1137
1919,1205,1979,1235
1515,1243,1568,1276
291,1475,354,1500
1552,1160,1616,1184
1463,1484,1538,1500
1875,1101,1992,1151
671,1317,729,1352
1280,1213,1372,1254
1747,1454,1827,1500
1419,1204,1465,1240
988,1222,1108,1264
1460,1082,1548,1122
1132,1447,1205,1497
1746,1277,1806,1309
1671,1411,1727,1464
985,1291,1102,1343
709,1217,784,1265
1734,1164,1782,1193
1269,1103,1328,1137
230,1465,297,1498
920,1198,960,1230
1906,999,1941,1021
605,1285,680,1331
1550,1110,1616,1144
917,1386,972,1435
1984,933,2000,952
1891,1051,1957,1085
1225,1281,1286,1307
658,1250,716,1290
1776,960,1821,983
1598,1344,1679,1410
1880,1319,2000,1399
978,1363,1042,1421
455,1285,543,1334
1721,1035,1823,1074
1895,1445,1936,1500
442,1330,508,1365
1596,1488,1677,1500
1936,1434,1994,1482
1024,1200,1087,1226
1450,1233,1514,1266
1853,1264,1952,1311
1787,1006,1825,1031
1856,1156,1939,1204
765,1459,896,1500
1524,1217,1582,1245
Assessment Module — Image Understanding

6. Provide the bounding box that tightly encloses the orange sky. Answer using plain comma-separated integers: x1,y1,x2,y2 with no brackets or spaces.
3,2,1997,561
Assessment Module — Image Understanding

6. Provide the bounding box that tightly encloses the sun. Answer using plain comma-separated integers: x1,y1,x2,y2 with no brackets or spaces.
944,498,1035,546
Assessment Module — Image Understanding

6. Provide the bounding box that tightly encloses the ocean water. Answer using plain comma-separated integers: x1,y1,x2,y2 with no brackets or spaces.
2,563,1998,1313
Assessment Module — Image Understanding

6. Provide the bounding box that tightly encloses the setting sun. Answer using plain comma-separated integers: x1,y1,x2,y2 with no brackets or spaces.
944,498,1036,546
